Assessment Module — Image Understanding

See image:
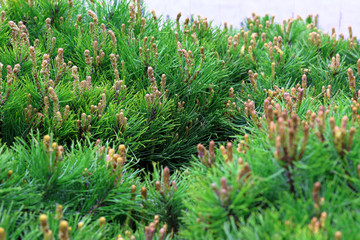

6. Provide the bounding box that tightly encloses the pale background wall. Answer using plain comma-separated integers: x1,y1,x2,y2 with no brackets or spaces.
143,0,360,37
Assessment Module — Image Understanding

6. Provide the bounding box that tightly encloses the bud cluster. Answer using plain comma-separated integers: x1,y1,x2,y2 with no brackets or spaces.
200,16,209,31
244,99,260,127
177,44,201,84
43,135,64,169
265,41,274,61
219,142,234,163
77,113,92,138
75,14,82,29
144,215,168,240
128,3,136,31
350,91,360,122
72,66,92,96
91,92,106,120
248,70,258,91
312,182,324,209
264,103,310,194
110,53,121,81
54,48,72,87
236,134,249,154
0,11,5,22
308,211,327,234
29,46,44,96
247,13,262,31
84,49,93,76
264,84,304,114
1,64,20,105
176,99,185,112
40,54,51,84
273,113,309,161
92,40,105,69
45,18,56,53
47,87,60,116
87,10,99,39
147,66,156,87
72,66,80,95
9,21,20,48
347,26,357,48
237,158,252,183
117,231,136,240
154,166,177,197
145,67,165,110
8,21,31,61
308,31,322,47
140,37,158,67
24,103,43,128
197,140,216,167
55,204,63,220
329,115,356,158
108,30,117,51
115,109,127,134
82,76,92,93
224,90,241,119
330,53,341,75
106,144,127,176
114,80,127,102
211,177,233,206
226,33,241,55
347,68,357,100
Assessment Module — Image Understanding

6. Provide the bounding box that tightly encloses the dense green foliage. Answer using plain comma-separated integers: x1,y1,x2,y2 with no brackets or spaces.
1,0,360,239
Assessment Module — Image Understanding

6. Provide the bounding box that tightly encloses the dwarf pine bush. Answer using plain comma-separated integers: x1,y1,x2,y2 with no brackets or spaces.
1,0,360,239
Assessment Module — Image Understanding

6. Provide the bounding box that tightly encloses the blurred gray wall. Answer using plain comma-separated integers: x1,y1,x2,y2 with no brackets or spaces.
144,0,360,37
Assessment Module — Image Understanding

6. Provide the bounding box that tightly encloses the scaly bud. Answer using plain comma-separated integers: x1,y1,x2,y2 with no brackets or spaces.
58,220,69,240
141,186,147,200
163,166,170,190
335,231,342,240
226,142,233,162
99,217,106,227
0,228,5,240
312,182,321,206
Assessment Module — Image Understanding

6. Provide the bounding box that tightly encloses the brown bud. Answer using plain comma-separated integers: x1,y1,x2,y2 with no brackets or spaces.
55,204,63,220
209,140,215,162
7,170,13,179
239,162,251,181
348,127,356,149
163,166,170,189
141,186,147,200
87,10,97,19
226,142,233,162
312,182,321,204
